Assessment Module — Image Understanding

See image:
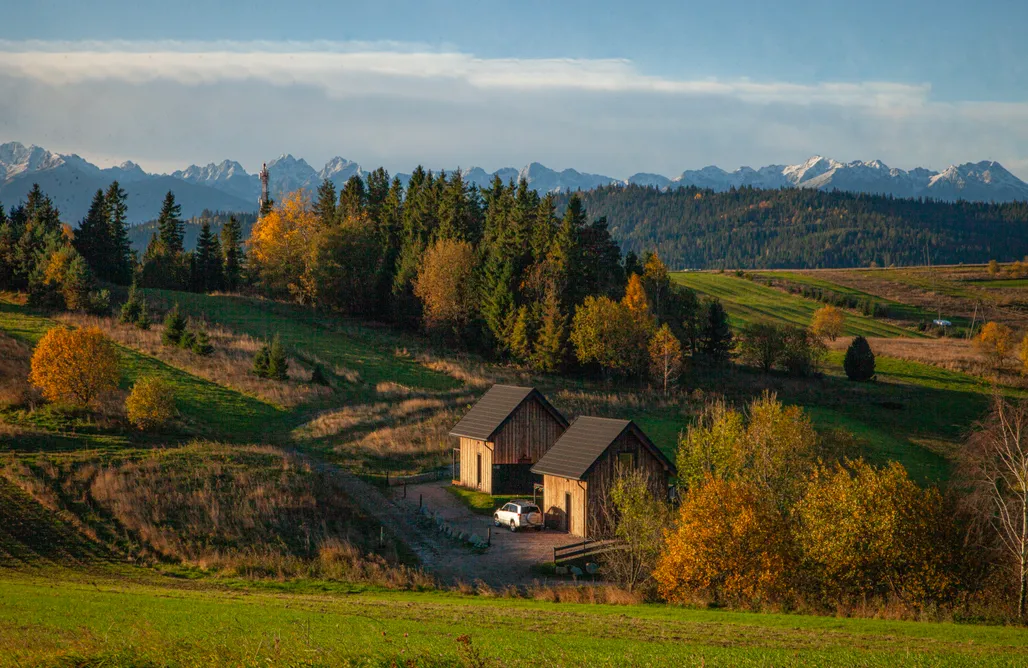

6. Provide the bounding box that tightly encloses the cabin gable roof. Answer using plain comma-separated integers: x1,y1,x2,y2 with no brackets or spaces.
531,416,676,481
449,384,567,442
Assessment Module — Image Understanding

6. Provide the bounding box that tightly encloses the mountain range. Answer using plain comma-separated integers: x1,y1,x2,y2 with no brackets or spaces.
2,141,1027,226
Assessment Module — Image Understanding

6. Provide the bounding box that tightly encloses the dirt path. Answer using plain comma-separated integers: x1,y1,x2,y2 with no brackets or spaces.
331,468,572,586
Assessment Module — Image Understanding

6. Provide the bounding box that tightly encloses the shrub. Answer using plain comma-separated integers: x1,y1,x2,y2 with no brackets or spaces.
976,321,1014,369
86,289,110,316
738,321,785,372
28,326,120,407
179,329,197,351
125,376,177,430
135,302,151,330
810,305,844,341
310,364,330,386
268,334,288,381
844,336,875,381
655,477,794,606
120,284,142,324
161,304,186,346
192,330,214,356
253,343,271,378
781,327,826,377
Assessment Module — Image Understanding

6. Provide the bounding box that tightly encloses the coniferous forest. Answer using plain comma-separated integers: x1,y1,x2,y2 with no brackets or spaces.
561,185,1028,269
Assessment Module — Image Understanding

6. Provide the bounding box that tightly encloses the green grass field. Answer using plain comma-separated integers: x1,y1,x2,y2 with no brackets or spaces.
2,570,1027,667
672,272,919,337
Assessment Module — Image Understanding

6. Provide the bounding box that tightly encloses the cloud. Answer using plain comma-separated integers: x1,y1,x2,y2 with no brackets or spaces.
0,40,931,108
0,40,1025,179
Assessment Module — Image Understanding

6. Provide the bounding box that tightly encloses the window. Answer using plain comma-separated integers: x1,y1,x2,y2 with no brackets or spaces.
521,505,540,514
502,504,515,512
618,452,636,470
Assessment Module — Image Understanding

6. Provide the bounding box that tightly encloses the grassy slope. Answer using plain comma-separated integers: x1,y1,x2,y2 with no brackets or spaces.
146,289,459,393
0,298,289,443
2,572,1028,667
672,272,919,337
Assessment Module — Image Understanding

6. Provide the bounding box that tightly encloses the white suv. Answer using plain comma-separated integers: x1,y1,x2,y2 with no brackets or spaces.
493,500,543,532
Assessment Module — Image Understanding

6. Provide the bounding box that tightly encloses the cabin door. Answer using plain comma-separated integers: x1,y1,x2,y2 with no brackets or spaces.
476,454,482,489
564,492,573,533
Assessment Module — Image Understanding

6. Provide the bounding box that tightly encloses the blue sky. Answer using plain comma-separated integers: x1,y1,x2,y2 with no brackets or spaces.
2,0,1027,177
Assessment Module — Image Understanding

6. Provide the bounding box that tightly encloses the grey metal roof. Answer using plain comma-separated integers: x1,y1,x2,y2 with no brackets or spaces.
449,385,566,441
531,416,675,480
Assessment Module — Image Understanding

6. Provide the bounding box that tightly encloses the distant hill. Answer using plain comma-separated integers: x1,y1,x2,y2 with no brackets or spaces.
560,185,1028,269
128,212,258,254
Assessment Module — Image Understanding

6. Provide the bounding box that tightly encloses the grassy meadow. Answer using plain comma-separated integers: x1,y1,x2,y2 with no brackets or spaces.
2,570,1028,667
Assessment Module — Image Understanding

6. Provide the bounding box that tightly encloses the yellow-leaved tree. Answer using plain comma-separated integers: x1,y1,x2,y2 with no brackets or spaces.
622,273,654,326
125,376,177,430
247,190,320,304
571,295,651,378
654,476,794,606
810,305,845,342
29,326,119,407
976,321,1014,369
648,323,683,395
414,238,476,337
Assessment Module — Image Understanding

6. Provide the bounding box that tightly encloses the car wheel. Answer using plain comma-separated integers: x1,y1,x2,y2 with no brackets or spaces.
493,516,501,527
509,520,517,533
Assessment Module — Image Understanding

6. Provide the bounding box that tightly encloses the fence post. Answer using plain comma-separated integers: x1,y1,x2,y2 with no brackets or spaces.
419,493,423,510
487,526,491,547
385,472,389,487
403,483,407,499
379,526,384,547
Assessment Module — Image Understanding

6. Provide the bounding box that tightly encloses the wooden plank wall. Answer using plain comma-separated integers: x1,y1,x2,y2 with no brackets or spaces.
458,437,493,492
492,398,565,465
585,430,669,537
542,474,589,537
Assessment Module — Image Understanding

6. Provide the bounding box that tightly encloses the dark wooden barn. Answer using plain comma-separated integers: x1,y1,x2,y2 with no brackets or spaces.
449,385,568,495
531,416,676,538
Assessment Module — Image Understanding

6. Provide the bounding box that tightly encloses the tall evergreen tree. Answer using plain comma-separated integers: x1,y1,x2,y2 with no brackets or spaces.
73,189,108,275
192,221,223,293
700,298,734,363
220,215,244,292
156,191,184,254
339,175,367,222
104,181,132,284
314,180,338,228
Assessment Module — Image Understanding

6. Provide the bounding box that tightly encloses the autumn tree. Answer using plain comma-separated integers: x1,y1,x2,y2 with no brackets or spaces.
29,326,119,407
811,305,845,342
125,376,177,430
795,460,953,605
649,323,683,395
414,238,477,339
976,322,1014,369
677,393,819,508
622,273,653,324
598,466,672,594
958,398,1028,619
655,477,793,606
570,295,650,378
248,190,320,304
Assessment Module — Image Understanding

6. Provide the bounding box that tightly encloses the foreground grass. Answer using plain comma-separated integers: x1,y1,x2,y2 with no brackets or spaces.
672,271,918,338
2,570,1028,667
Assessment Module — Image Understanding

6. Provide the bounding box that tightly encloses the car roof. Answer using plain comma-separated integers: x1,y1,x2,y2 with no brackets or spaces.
508,499,535,505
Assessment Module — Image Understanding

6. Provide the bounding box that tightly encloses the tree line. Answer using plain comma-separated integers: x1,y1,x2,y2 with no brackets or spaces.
562,185,1028,269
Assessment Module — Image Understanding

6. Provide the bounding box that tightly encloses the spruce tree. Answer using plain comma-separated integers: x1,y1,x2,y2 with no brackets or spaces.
156,191,184,254
104,181,132,284
314,180,338,227
844,335,876,381
267,334,288,381
135,301,151,330
74,189,108,274
192,330,214,356
533,287,567,372
253,344,271,378
120,282,142,324
220,215,243,292
193,221,223,293
61,253,94,311
339,175,367,222
700,299,734,363
161,304,186,346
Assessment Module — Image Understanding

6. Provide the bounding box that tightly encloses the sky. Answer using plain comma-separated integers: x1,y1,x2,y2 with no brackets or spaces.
1,0,1027,178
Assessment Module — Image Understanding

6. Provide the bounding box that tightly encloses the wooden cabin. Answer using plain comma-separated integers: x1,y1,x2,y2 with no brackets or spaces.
531,417,676,538
449,385,568,495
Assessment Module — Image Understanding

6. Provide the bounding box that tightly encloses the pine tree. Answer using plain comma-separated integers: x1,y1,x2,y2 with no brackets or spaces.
135,301,151,330
220,215,243,292
844,335,876,381
61,253,94,311
508,305,535,364
120,282,142,324
700,299,734,363
252,344,271,378
533,287,568,372
192,221,223,293
74,189,108,274
192,330,214,356
267,334,288,381
104,181,132,284
157,191,184,254
481,256,516,350
314,180,338,227
161,304,186,346
339,175,367,222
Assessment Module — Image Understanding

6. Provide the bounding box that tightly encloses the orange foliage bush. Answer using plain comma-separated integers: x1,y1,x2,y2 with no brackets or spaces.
28,326,119,407
247,190,320,304
655,477,793,606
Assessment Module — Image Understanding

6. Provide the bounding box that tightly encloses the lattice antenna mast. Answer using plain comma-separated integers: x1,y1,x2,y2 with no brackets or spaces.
258,162,272,216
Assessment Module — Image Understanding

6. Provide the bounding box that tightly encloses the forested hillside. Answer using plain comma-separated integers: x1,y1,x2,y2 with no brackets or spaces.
561,185,1028,269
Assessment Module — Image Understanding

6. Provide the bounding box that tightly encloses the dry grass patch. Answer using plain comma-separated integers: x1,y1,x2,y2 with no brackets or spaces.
0,332,37,409
830,336,1025,384
57,312,330,408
